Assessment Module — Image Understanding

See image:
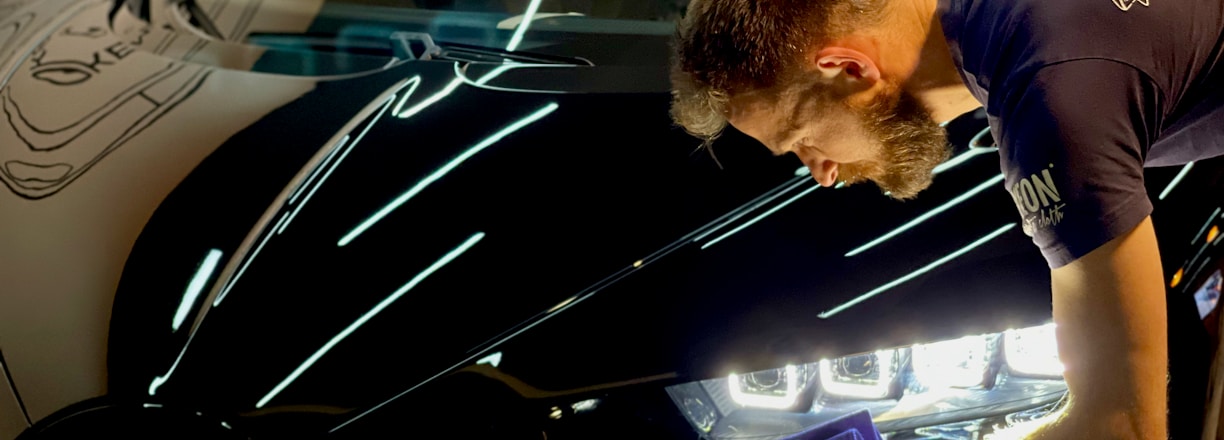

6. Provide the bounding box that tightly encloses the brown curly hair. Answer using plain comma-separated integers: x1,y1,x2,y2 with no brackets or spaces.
671,0,882,145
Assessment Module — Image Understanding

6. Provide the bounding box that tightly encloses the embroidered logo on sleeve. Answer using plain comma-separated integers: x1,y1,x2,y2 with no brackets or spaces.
1011,164,1065,236
1113,0,1148,11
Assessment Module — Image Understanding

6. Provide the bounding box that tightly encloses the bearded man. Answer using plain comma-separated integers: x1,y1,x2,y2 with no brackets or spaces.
672,0,1224,438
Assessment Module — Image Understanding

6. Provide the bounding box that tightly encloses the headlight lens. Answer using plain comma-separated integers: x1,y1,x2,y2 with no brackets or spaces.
1003,324,1063,378
666,323,1067,439
820,350,900,399
729,364,812,409
913,334,996,389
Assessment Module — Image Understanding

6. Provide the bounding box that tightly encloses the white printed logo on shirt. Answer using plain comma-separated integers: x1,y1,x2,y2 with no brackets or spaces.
1011,163,1065,237
1113,0,1149,12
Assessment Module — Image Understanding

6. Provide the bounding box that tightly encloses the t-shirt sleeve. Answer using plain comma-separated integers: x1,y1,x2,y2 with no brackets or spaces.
995,59,1164,268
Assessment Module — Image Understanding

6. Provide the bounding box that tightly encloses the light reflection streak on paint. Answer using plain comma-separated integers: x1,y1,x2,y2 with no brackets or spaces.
702,184,821,250
845,174,1005,257
338,103,560,247
279,94,397,236
476,64,517,86
336,180,862,432
1185,238,1214,281
172,249,223,331
1158,161,1195,200
819,224,1015,319
149,334,195,396
546,296,577,313
932,127,996,175
1186,258,1214,292
256,233,486,409
932,147,996,175
397,78,463,119
288,136,349,205
505,0,544,52
1192,207,1222,245
214,212,289,307
388,76,422,117
691,177,810,243
476,352,502,367
332,280,613,432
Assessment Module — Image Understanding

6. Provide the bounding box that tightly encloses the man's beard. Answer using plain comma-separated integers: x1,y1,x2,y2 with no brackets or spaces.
838,85,951,200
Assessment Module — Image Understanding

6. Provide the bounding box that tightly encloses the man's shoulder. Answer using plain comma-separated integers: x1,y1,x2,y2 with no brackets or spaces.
954,0,1208,104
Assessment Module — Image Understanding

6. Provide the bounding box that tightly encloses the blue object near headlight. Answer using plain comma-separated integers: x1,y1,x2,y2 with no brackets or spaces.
780,409,881,440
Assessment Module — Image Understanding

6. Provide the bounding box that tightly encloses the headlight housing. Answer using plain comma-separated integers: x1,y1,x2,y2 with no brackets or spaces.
666,324,1067,439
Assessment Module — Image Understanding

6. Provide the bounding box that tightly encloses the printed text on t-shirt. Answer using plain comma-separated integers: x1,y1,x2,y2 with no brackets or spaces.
1012,164,1065,236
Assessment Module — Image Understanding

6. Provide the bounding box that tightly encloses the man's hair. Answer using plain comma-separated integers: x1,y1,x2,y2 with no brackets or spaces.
671,0,880,144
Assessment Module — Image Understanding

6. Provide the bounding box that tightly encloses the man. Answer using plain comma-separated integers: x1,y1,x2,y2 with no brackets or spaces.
672,0,1224,438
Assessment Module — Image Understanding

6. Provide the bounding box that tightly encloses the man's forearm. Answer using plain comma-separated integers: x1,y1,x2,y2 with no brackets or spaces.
1041,217,1168,439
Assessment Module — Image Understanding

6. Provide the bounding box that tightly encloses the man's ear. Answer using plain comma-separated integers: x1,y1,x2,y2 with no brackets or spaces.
813,47,881,85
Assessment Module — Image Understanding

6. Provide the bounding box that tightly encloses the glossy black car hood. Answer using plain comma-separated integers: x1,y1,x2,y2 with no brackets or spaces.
107,53,1219,436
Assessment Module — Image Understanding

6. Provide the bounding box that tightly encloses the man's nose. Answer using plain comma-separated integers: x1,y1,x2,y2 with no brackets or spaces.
798,151,839,187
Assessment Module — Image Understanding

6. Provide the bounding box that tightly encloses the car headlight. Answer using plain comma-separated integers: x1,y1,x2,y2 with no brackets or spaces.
912,334,997,389
729,364,814,409
1003,324,1063,378
820,349,900,399
666,323,1067,440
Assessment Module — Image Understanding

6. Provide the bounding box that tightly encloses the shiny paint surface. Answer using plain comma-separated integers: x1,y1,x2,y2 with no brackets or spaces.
1,0,1220,438
110,58,1224,439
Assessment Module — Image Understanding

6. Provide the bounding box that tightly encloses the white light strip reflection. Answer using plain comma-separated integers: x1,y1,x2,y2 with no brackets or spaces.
932,127,997,175
932,147,996,175
397,78,463,119
702,184,821,250
256,233,486,409
338,103,560,247
279,94,398,236
388,76,423,117
149,337,192,396
173,249,223,331
214,212,290,307
505,0,543,52
288,136,350,205
476,352,502,368
1192,207,1222,245
845,174,1004,257
691,177,810,244
728,365,800,409
819,223,1015,319
1159,161,1195,200
476,64,517,86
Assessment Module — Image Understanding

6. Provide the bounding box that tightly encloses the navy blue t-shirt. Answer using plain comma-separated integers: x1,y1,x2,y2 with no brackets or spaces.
940,0,1224,268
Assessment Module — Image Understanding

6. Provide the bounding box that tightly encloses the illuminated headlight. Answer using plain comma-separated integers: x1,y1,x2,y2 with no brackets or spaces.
819,349,900,399
1004,324,1063,377
665,323,1069,440
913,334,996,389
728,364,812,409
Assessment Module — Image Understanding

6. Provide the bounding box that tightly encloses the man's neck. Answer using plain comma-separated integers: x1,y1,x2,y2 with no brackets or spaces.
904,0,982,123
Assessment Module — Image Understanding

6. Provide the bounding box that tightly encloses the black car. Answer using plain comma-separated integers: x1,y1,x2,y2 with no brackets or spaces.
3,1,1221,439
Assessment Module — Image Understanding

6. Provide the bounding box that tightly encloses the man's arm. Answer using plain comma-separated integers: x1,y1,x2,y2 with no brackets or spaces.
1028,216,1168,439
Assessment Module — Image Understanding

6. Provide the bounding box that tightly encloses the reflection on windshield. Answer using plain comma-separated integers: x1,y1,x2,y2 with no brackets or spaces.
326,0,688,22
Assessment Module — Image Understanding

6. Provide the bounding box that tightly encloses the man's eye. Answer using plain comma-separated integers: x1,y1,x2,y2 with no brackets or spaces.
33,68,92,86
